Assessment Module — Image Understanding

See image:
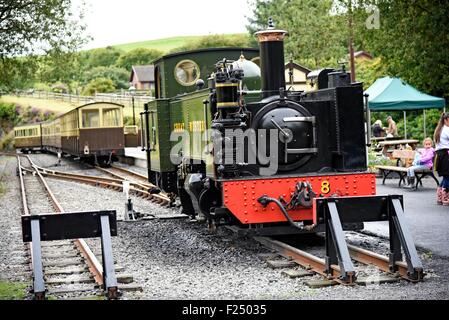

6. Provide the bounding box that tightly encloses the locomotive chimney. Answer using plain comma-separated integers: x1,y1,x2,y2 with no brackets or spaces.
255,18,287,98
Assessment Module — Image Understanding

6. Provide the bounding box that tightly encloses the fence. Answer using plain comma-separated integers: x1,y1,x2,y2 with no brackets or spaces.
19,90,154,118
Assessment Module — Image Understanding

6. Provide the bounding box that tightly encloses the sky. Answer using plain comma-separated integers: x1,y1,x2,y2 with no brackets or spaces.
73,0,255,49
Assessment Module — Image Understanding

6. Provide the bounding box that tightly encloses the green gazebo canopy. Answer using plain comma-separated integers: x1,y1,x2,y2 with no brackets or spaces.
365,77,445,111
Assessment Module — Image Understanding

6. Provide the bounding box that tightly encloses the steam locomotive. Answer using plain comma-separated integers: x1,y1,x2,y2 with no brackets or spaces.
141,19,377,234
141,19,424,282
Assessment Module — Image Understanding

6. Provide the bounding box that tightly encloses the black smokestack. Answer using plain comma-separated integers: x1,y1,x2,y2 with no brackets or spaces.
255,18,287,98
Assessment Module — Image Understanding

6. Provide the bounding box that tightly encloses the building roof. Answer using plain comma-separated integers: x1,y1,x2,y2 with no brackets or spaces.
285,61,312,74
130,65,155,83
354,51,373,59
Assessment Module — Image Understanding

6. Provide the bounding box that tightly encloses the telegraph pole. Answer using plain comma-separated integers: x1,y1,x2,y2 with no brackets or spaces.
348,0,356,82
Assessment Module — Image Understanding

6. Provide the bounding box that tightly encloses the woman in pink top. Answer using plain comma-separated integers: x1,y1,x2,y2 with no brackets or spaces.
405,137,435,188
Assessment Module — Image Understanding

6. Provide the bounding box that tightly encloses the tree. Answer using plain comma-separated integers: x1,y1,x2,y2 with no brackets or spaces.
170,34,252,54
357,0,449,101
0,0,87,58
355,57,389,90
116,48,163,70
83,66,130,89
82,78,116,96
37,49,81,87
0,0,88,90
0,56,38,90
247,0,347,68
86,47,124,69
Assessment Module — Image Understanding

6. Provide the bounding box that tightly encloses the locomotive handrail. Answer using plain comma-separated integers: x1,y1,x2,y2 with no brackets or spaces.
364,93,372,147
139,111,147,151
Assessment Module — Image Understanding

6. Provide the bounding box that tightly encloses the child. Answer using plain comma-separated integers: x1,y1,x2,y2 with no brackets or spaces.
405,138,435,188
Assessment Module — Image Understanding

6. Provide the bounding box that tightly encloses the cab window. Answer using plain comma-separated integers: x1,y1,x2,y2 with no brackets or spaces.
174,60,200,86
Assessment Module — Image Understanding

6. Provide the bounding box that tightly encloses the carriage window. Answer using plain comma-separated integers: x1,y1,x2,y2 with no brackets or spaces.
103,108,120,127
174,60,200,86
82,110,99,128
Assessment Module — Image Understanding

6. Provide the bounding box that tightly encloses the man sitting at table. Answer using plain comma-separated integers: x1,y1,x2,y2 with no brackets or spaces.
385,116,398,137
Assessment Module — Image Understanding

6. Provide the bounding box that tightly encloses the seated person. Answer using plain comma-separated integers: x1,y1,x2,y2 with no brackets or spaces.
405,137,435,188
385,116,398,137
372,120,384,137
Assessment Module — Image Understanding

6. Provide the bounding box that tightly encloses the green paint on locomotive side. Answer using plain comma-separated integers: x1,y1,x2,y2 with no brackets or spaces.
147,98,173,172
149,90,262,174
155,48,259,99
148,48,261,174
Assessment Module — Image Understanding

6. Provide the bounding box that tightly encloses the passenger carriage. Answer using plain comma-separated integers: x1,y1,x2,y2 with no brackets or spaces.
14,123,42,152
14,102,125,165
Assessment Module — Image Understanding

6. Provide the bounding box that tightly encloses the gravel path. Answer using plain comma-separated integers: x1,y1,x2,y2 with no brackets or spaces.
1,153,449,300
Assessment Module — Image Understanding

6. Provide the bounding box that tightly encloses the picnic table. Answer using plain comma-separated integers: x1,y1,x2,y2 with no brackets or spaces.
375,149,440,190
378,139,419,157
370,136,404,152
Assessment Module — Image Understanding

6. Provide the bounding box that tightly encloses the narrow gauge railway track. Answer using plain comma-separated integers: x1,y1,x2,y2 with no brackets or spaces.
17,155,118,299
254,235,419,286
18,157,171,206
94,165,172,205
14,153,421,289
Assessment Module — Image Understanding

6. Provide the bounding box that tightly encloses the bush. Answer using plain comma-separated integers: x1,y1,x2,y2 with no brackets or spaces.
0,102,17,122
116,48,163,71
0,131,15,151
170,34,252,53
33,82,51,91
82,78,116,96
367,151,394,173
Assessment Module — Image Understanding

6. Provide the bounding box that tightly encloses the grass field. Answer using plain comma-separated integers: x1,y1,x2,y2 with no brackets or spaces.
111,33,246,52
112,35,202,52
0,95,75,114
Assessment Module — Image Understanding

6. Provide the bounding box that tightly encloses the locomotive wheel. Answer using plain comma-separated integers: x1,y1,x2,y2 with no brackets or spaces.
198,187,221,220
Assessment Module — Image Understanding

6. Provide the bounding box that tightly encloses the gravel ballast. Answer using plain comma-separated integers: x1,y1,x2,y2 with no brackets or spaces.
1,153,449,300
0,156,30,285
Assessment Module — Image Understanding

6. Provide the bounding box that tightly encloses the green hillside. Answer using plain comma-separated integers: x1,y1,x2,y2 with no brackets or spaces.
111,34,246,52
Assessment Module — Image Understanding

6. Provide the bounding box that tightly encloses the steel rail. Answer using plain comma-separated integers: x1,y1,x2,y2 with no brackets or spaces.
253,236,348,284
6,153,170,204
110,165,149,182
30,165,170,204
17,156,30,216
256,235,418,286
39,167,124,184
347,244,411,281
95,166,159,192
21,156,111,298
16,156,43,299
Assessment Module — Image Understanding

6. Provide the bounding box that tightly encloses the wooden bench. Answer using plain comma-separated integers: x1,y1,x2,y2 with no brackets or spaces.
375,150,440,189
